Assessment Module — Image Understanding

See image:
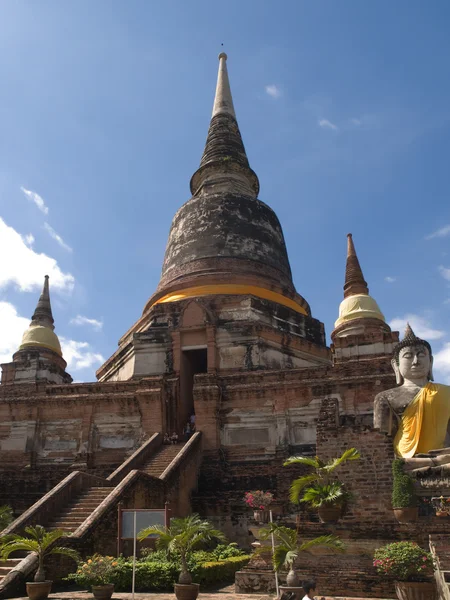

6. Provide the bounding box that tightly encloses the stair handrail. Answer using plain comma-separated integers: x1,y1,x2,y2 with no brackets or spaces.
1,471,110,536
429,534,450,600
107,432,161,485
159,431,201,481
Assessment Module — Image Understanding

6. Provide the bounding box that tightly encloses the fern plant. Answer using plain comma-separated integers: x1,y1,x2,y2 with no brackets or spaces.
0,505,13,531
259,524,344,572
0,525,79,582
284,448,360,508
138,514,226,585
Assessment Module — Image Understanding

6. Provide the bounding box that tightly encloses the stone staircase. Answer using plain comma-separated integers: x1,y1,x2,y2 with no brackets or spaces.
0,559,22,587
140,443,186,477
47,486,113,533
0,432,202,600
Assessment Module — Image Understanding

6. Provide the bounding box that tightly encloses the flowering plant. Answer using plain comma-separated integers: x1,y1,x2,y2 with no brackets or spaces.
373,542,433,582
67,554,118,587
243,491,273,509
432,496,450,513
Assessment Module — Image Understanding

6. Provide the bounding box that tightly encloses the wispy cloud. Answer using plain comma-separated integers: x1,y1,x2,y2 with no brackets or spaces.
265,84,282,99
426,225,450,240
385,276,396,283
70,315,103,331
0,217,74,292
318,118,338,131
389,314,445,340
44,223,72,253
60,338,104,371
434,342,450,385
22,233,35,247
21,186,49,215
351,118,362,126
439,265,450,281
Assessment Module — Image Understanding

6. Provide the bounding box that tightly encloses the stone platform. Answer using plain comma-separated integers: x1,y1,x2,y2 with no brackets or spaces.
14,585,394,600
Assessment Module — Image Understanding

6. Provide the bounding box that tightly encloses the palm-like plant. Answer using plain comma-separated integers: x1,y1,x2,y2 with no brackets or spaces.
0,525,79,582
259,524,344,582
284,448,360,507
138,514,226,585
0,505,13,531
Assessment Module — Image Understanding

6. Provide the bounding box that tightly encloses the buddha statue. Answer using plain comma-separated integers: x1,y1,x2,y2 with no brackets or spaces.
374,324,450,473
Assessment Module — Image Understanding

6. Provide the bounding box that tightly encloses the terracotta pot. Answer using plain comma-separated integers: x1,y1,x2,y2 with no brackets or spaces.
318,505,341,523
394,581,437,600
92,584,115,600
435,510,448,518
26,581,52,600
393,507,419,523
286,568,300,587
253,509,270,523
174,582,200,600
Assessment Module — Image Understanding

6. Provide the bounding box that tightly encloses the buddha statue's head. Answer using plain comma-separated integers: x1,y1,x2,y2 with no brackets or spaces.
392,323,433,386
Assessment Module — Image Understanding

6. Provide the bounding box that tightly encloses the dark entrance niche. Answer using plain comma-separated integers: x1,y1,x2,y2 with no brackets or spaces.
179,348,207,432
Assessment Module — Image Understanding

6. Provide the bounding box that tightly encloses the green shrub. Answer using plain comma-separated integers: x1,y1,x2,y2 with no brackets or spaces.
373,542,433,582
392,459,417,508
105,554,251,592
192,556,250,586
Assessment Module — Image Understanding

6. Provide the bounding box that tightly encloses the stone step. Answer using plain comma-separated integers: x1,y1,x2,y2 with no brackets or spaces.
0,559,21,568
0,567,13,575
59,509,93,517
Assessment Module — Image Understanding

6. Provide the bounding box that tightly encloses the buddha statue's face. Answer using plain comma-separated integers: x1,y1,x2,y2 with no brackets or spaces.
398,344,431,383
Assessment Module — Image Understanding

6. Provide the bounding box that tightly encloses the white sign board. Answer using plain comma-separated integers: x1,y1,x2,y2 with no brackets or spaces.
121,510,165,539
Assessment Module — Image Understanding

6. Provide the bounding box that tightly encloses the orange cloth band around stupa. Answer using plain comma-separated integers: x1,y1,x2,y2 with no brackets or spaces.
152,284,307,315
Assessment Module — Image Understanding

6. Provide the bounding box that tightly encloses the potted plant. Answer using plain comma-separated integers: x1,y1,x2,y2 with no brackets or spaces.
432,496,450,517
0,525,79,600
138,513,226,600
373,541,436,600
259,524,344,587
284,448,360,523
392,459,418,523
243,491,274,523
67,554,118,600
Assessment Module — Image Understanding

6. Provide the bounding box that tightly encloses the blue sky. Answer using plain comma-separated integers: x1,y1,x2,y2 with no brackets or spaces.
0,1,449,382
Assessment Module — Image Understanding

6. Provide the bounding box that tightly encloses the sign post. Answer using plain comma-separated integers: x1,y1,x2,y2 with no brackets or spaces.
269,509,279,598
132,511,137,600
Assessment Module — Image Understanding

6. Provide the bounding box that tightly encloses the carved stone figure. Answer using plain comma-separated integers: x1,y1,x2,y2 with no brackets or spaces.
374,324,450,473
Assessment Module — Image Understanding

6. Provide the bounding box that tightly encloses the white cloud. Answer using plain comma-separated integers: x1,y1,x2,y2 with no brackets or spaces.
60,339,104,372
434,343,450,385
0,217,74,292
21,186,49,215
0,302,30,364
70,315,103,331
385,276,396,283
426,225,450,240
439,265,450,281
265,84,282,99
351,118,362,126
318,118,338,131
389,314,445,340
22,233,35,247
43,223,72,253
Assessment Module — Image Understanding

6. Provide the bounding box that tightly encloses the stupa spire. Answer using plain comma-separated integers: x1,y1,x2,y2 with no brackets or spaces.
344,233,369,298
18,275,63,357
32,275,55,328
212,53,236,118
190,53,259,198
